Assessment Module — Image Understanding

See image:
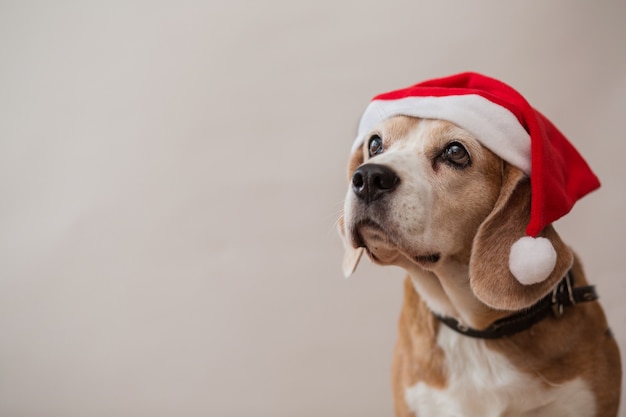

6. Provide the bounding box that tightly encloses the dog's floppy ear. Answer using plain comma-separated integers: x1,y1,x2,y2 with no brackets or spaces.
469,163,573,311
337,215,364,278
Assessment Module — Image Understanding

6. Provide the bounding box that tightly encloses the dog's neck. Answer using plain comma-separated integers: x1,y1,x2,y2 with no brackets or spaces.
404,259,507,330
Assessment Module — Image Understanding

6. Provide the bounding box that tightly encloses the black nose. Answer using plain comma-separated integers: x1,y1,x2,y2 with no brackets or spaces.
351,163,400,202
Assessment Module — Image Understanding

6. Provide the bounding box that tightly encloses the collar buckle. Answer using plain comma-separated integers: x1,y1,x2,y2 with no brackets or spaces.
551,272,575,318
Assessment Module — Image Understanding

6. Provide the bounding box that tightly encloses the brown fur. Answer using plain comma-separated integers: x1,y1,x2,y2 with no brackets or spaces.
392,263,621,416
485,256,622,416
392,278,447,417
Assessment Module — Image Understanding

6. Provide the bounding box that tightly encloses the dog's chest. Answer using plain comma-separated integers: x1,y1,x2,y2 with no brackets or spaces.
404,327,595,417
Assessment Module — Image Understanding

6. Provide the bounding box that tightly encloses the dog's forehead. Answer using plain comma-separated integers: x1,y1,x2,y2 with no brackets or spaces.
380,116,421,144
347,116,487,176
379,117,473,150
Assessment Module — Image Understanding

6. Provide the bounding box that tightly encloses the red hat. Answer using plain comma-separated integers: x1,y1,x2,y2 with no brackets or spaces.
353,72,600,285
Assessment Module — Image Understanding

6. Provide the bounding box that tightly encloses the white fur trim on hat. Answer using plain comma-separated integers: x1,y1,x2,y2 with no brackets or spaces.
353,94,532,175
508,236,557,285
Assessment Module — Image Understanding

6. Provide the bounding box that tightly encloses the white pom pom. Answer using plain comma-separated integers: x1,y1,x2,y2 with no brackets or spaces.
509,236,557,285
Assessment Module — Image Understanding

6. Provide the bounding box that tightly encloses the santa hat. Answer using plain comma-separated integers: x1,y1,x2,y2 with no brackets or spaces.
353,72,600,285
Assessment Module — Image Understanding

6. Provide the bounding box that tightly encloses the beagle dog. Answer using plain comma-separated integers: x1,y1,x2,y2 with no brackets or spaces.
339,108,621,415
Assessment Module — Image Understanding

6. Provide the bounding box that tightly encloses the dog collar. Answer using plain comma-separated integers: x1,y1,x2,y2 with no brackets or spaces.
434,271,598,339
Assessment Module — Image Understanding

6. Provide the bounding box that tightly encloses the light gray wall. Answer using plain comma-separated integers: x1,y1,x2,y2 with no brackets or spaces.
1,1,624,416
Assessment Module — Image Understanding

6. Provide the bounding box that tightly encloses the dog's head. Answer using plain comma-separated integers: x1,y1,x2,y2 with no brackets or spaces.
338,116,574,311
339,73,601,315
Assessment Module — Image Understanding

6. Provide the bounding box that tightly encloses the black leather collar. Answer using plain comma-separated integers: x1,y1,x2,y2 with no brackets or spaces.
434,271,598,339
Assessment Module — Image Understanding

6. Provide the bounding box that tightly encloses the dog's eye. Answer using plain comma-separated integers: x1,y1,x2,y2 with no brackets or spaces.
441,142,471,168
368,135,384,157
